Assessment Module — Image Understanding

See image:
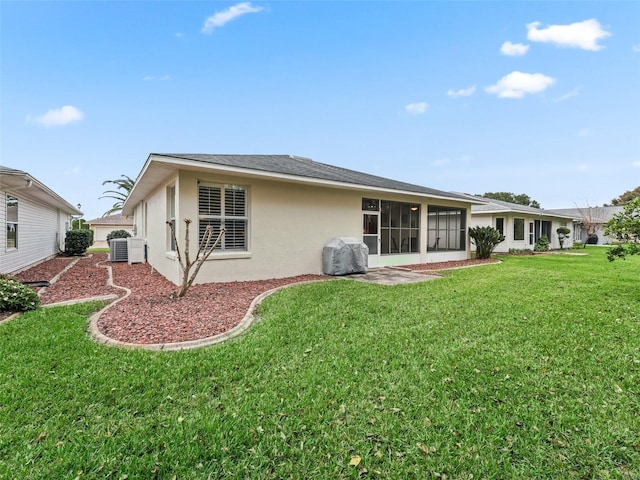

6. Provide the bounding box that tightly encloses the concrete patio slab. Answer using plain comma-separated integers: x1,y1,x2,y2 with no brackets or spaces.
345,268,442,285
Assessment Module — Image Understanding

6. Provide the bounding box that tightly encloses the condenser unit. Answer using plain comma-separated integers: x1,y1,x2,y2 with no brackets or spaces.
127,237,145,265
109,238,128,262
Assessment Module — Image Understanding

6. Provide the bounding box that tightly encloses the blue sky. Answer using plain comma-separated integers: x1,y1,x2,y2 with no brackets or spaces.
2,1,639,220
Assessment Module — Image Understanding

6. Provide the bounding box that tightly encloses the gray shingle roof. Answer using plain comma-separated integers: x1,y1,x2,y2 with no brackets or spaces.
456,193,576,219
153,154,472,202
0,166,28,176
549,206,623,223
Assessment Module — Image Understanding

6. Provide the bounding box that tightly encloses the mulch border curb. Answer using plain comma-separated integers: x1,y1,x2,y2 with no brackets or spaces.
87,280,324,351
3,255,504,350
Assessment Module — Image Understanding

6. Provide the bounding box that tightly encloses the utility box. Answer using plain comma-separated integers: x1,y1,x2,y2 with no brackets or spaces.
127,238,145,265
322,237,368,276
109,238,128,262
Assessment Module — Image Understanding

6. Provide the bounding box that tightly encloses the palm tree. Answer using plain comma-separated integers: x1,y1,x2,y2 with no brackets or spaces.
100,175,135,216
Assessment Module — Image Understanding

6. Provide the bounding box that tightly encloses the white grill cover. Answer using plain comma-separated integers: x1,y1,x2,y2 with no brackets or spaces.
322,237,368,275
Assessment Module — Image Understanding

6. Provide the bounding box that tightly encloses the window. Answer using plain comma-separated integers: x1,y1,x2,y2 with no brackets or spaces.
362,198,380,211
198,182,248,251
379,200,420,255
529,222,535,245
167,185,176,251
513,218,525,241
495,217,504,235
6,194,17,249
427,206,466,251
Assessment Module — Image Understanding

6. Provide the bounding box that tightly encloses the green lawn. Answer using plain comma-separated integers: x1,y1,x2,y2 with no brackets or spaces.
1,248,639,479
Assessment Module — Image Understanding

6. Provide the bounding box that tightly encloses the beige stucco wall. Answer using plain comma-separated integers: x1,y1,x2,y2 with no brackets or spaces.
131,170,471,284
91,225,135,242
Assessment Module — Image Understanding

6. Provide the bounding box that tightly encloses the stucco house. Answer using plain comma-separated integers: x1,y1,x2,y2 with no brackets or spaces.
86,214,134,247
1,166,82,274
122,154,480,284
468,196,575,251
548,206,623,245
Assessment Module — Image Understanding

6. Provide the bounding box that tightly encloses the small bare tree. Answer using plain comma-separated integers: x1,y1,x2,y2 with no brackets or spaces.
167,219,225,298
575,202,606,248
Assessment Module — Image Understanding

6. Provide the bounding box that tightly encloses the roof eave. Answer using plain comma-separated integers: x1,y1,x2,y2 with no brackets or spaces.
0,170,82,215
123,154,477,212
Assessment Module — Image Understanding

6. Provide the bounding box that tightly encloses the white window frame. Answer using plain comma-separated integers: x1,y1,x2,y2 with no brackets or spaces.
198,181,248,252
167,185,176,252
6,194,18,250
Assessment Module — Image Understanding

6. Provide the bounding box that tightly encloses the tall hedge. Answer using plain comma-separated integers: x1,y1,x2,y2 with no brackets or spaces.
65,229,93,255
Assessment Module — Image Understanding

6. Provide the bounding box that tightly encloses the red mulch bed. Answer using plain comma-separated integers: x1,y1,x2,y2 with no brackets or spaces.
6,253,326,344
3,255,496,343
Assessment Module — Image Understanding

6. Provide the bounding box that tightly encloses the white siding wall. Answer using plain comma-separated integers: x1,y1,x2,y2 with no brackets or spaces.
1,190,62,273
471,213,574,252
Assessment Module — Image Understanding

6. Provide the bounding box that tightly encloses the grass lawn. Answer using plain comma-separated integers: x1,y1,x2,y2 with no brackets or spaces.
1,248,638,478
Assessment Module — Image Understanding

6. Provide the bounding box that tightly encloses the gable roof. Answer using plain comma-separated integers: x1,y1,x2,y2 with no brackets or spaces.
86,214,133,226
123,153,479,213
0,165,82,215
459,193,576,220
548,206,623,223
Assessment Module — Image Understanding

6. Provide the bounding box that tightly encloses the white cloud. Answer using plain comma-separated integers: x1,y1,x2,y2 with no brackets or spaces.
578,128,590,137
27,105,84,127
578,164,589,171
526,19,611,51
633,161,640,167
553,88,580,102
143,75,170,81
485,71,556,99
447,86,476,98
202,2,264,34
405,102,428,115
633,44,640,53
500,41,529,56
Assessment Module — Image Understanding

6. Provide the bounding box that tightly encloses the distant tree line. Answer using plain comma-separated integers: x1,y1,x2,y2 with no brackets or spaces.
477,192,541,209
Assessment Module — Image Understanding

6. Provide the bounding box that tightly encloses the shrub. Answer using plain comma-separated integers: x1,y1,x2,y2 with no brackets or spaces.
106,229,132,243
572,241,584,249
469,226,505,259
65,229,93,255
534,235,550,252
0,279,40,312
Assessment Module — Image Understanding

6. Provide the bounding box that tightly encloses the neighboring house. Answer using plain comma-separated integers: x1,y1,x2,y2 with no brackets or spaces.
548,207,624,245
467,195,576,252
86,214,134,246
0,166,82,274
122,154,480,284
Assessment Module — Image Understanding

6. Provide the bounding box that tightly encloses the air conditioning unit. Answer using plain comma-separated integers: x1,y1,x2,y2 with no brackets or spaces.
127,237,145,265
109,238,128,262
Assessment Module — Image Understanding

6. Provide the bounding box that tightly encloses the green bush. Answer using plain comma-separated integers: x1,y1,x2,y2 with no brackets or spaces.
0,279,40,312
534,235,550,252
106,229,131,243
469,226,505,259
65,229,93,255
